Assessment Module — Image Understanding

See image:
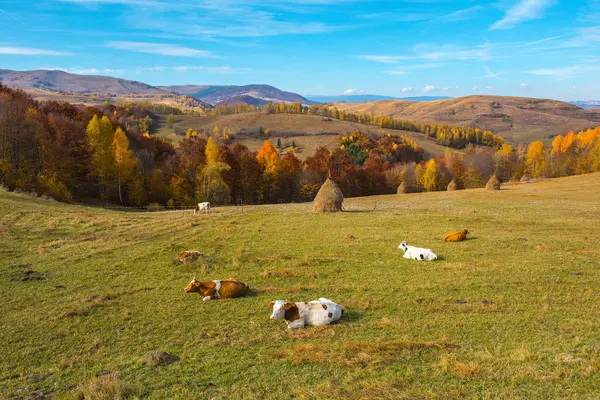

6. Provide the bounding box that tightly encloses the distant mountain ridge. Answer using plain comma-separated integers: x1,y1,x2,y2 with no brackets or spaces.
570,100,600,109
0,69,316,106
306,94,452,103
161,84,316,106
0,69,169,95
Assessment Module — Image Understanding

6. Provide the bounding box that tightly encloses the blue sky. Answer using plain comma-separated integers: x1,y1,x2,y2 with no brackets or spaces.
0,0,599,100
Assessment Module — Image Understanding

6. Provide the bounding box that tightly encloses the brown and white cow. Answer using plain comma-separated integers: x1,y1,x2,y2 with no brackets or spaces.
194,202,211,215
269,298,345,329
184,278,249,301
178,250,203,263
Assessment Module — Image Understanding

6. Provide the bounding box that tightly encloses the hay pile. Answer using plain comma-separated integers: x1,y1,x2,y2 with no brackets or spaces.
313,177,344,212
447,179,459,191
397,182,407,194
486,174,501,191
520,174,531,183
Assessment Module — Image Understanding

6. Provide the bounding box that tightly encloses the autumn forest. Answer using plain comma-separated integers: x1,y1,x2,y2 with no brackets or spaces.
1,83,600,208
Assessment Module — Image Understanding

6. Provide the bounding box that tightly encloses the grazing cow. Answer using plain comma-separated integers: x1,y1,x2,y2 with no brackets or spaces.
398,241,438,261
194,202,211,215
184,278,249,301
178,250,203,263
444,229,470,242
269,298,345,329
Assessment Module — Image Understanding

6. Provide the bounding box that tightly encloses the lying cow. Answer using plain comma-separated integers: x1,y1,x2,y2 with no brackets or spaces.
269,298,345,329
178,250,203,263
398,241,438,261
194,202,211,215
444,229,470,242
184,278,249,301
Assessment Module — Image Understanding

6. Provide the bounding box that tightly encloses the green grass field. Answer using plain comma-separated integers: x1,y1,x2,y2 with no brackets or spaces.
2,174,600,399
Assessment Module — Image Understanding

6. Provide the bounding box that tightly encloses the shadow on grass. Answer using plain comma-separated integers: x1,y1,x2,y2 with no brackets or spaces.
341,310,362,323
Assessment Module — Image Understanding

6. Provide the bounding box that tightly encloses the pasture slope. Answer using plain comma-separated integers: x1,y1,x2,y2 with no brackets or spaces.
155,112,456,159
2,174,600,399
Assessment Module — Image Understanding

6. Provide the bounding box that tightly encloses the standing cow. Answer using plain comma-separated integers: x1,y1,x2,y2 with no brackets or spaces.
194,202,211,215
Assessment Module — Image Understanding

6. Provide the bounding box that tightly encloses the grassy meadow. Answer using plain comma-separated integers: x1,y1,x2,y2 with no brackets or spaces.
2,174,600,399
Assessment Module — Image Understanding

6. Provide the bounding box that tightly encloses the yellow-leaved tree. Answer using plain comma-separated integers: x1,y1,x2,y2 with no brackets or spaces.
526,141,546,178
112,127,136,204
199,137,231,204
421,159,440,191
87,115,115,198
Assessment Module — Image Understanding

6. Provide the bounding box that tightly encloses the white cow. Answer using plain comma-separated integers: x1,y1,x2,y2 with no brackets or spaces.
398,241,438,261
269,298,345,329
194,202,211,215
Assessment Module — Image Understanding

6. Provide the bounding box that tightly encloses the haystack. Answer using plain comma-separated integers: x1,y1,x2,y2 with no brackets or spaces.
447,179,458,191
313,177,344,212
486,174,501,191
520,174,531,183
397,182,407,194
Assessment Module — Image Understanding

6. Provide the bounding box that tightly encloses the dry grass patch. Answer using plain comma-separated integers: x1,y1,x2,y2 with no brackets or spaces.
77,372,138,399
272,338,454,367
438,353,480,378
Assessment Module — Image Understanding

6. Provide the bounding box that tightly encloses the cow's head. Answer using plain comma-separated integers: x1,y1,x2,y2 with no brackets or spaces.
398,241,409,252
178,251,189,263
462,229,470,235
184,277,204,294
269,300,298,321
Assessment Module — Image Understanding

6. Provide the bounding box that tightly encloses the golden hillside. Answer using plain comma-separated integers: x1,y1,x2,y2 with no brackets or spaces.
334,95,600,145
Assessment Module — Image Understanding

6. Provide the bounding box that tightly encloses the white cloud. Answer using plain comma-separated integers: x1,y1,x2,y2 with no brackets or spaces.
442,87,450,91
489,0,556,31
520,83,530,87
383,63,443,76
343,89,357,95
482,65,507,81
401,87,413,93
423,85,436,93
40,67,125,75
472,86,478,91
0,46,72,56
357,55,410,64
526,65,598,79
105,41,214,57
485,86,493,90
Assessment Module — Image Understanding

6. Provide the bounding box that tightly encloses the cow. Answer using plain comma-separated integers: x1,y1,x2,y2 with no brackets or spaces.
194,202,211,215
178,250,203,263
398,241,438,261
184,278,249,301
269,298,345,329
444,229,470,242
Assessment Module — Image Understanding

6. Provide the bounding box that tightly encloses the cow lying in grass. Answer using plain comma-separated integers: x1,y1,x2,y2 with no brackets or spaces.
398,241,438,261
178,250,203,263
269,298,345,329
444,229,470,242
184,278,249,301
194,202,211,215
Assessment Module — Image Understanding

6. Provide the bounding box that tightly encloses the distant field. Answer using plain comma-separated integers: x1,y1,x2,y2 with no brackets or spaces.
2,174,600,398
155,112,457,158
335,95,600,145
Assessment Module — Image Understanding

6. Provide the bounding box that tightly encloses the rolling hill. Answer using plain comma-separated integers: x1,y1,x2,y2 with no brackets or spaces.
0,69,169,95
160,84,315,106
334,95,600,145
2,173,600,398
154,112,459,158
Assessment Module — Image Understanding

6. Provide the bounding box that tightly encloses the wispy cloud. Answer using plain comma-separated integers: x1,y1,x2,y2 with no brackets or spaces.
482,65,508,82
357,55,410,64
105,41,214,57
383,63,443,76
516,33,571,47
134,65,251,74
490,0,556,31
42,67,125,75
527,64,598,79
423,85,435,93
401,87,413,93
0,46,72,56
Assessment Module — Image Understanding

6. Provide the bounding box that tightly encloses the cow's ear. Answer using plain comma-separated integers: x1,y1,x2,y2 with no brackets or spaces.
269,301,274,308
284,302,293,310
